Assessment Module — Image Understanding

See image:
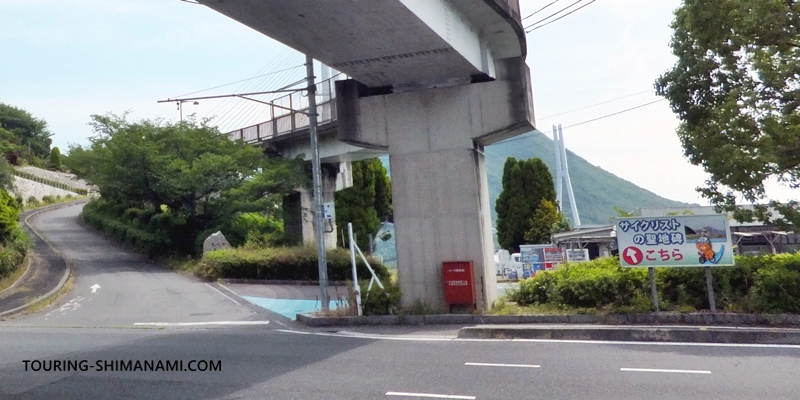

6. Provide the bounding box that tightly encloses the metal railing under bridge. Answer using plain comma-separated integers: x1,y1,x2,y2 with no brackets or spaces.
226,75,343,144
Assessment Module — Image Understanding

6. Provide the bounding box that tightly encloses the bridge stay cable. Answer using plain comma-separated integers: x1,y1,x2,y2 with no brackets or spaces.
204,49,293,118
215,66,303,130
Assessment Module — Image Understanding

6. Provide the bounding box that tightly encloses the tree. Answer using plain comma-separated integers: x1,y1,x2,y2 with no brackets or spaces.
0,103,52,161
49,147,62,170
334,158,392,252
0,158,14,192
655,0,800,227
525,199,562,244
67,113,306,256
495,157,556,252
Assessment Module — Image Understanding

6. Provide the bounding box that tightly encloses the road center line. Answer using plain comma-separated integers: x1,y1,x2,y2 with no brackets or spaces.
133,321,270,327
465,362,539,368
205,283,243,306
621,368,711,374
386,391,475,399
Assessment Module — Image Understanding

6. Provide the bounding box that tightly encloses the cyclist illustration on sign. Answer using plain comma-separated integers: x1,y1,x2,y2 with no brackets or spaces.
696,235,725,264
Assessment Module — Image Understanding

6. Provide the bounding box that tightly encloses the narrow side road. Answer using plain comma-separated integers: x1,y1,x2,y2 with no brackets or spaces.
3,202,265,327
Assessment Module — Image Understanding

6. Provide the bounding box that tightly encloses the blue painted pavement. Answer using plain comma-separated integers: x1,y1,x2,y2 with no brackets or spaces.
241,296,342,319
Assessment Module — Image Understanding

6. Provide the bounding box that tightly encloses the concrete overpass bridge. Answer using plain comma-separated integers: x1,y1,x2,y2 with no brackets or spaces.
204,0,535,311
226,74,384,250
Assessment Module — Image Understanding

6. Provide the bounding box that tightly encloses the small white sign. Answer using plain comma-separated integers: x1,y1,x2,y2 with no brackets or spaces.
322,202,335,220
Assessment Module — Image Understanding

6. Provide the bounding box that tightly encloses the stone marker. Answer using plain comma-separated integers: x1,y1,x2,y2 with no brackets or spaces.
203,231,232,255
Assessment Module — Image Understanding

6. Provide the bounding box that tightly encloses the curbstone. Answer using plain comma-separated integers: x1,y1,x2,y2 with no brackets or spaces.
456,325,800,344
296,311,800,328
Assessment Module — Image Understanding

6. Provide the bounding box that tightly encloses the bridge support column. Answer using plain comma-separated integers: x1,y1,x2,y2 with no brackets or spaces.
337,58,534,312
283,163,339,249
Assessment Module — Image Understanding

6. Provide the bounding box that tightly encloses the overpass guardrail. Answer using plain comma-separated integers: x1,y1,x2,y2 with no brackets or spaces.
226,75,343,145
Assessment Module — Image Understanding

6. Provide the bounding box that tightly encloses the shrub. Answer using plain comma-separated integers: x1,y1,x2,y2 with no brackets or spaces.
0,190,21,240
509,257,649,309
49,147,62,170
195,246,390,283
82,199,172,257
359,279,402,316
26,196,40,208
0,228,31,280
41,195,55,204
747,253,800,313
508,253,800,314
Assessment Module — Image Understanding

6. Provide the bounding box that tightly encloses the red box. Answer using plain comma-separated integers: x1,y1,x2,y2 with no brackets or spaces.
442,261,475,307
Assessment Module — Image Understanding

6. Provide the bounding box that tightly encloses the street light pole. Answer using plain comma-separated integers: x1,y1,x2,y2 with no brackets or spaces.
306,54,330,311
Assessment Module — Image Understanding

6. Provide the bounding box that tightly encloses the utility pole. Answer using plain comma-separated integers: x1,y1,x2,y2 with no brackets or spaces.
307,55,330,311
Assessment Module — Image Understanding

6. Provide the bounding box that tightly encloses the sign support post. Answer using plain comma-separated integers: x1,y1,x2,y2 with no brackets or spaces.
648,267,659,312
704,266,716,312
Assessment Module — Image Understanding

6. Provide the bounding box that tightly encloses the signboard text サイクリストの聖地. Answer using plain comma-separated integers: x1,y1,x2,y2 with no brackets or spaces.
615,215,734,267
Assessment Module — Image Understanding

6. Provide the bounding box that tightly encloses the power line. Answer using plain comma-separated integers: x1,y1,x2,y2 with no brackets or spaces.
537,89,653,120
172,64,304,99
526,0,598,33
495,98,666,145
561,98,664,128
522,0,561,20
523,0,582,31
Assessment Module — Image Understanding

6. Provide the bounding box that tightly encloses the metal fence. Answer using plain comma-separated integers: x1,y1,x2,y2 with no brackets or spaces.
227,75,342,144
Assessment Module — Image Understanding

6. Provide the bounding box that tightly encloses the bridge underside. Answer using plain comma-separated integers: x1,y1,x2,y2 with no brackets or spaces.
200,0,524,91
205,0,533,312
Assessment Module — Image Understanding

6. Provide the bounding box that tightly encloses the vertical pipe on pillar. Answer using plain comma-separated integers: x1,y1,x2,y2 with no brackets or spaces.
307,54,330,312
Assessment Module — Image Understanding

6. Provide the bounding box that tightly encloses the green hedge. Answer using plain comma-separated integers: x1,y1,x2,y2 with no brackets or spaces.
82,200,172,257
0,228,31,280
196,246,390,282
507,253,800,314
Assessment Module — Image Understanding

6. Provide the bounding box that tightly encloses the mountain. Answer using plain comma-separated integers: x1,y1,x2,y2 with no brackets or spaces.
484,130,690,225
373,130,689,263
380,130,688,226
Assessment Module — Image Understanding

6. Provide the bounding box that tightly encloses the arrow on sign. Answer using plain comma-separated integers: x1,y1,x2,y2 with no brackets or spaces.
90,284,100,293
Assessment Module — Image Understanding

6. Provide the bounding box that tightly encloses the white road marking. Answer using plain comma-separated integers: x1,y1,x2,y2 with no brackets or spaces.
465,362,539,368
133,321,270,327
385,392,475,399
217,283,241,297
205,283,243,307
274,329,800,349
90,284,100,293
621,368,711,374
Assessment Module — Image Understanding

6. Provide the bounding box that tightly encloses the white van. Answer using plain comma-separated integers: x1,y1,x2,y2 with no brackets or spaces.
508,252,523,280
495,250,511,276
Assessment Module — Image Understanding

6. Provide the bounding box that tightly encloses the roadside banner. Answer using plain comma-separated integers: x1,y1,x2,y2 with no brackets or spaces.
615,215,734,267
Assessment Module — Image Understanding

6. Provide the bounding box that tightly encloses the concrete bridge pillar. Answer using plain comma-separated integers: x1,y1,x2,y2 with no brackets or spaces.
282,163,341,249
336,57,534,311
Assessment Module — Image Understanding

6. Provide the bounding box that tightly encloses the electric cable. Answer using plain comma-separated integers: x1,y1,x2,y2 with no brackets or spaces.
522,0,562,20
495,98,666,145
526,0,598,33
523,0,583,31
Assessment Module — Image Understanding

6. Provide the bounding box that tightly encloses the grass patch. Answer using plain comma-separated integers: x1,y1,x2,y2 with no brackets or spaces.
0,255,29,293
24,195,87,210
23,274,74,316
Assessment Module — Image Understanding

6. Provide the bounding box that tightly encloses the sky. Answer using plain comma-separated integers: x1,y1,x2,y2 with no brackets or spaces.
0,0,794,205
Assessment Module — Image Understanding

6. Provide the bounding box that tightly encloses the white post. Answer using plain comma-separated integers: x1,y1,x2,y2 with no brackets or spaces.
348,223,363,316
558,124,581,226
552,125,563,208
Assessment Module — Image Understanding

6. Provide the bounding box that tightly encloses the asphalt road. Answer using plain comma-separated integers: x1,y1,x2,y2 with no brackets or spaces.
2,204,800,399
